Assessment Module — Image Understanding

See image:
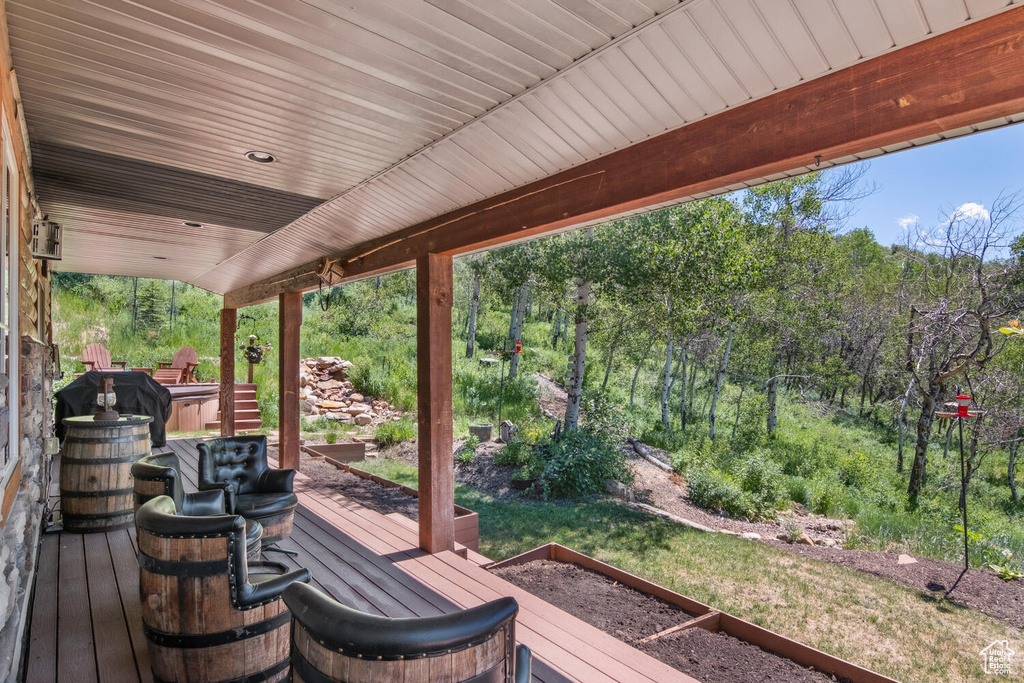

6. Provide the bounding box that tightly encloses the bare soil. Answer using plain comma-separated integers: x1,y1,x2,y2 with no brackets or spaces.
767,542,1024,630
492,559,847,683
299,459,420,520
535,373,567,420
642,627,850,683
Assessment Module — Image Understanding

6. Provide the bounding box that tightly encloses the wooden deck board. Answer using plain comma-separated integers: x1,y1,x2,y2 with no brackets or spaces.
24,438,695,683
25,533,58,682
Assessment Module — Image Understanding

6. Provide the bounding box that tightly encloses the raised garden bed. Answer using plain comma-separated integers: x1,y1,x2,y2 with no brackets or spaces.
302,441,366,462
316,453,479,552
489,543,896,683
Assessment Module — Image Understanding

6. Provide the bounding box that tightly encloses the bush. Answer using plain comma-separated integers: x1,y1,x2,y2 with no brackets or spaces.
494,440,533,467
325,432,338,445
456,435,479,464
686,469,752,518
375,418,417,449
736,451,785,518
536,429,632,499
810,476,846,517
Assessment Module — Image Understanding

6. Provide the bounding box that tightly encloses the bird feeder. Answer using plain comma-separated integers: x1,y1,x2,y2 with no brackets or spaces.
94,374,119,421
956,394,971,417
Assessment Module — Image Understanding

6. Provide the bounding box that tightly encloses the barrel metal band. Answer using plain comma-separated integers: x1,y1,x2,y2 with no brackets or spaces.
144,610,290,648
65,434,149,444
63,509,134,520
138,553,226,578
153,657,288,683
60,487,134,499
61,455,140,465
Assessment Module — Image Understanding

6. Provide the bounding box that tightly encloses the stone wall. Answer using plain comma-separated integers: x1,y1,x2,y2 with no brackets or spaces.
0,337,54,680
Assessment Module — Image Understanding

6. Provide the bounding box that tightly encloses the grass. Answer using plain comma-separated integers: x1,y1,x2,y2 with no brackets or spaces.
353,457,1020,683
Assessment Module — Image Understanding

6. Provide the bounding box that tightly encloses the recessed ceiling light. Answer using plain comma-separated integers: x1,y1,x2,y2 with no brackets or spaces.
182,221,204,228
245,150,276,163
153,256,168,260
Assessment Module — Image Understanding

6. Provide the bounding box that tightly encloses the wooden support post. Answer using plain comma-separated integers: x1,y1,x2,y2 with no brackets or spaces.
220,307,236,437
279,291,302,471
416,253,455,554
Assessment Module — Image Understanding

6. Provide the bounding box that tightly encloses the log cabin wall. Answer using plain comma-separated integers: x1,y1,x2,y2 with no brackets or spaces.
0,2,53,679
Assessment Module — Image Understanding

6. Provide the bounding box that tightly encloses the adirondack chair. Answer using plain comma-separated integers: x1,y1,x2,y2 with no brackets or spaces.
156,346,199,384
80,343,127,372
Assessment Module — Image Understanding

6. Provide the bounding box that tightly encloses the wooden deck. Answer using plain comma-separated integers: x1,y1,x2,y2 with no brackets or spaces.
23,438,695,683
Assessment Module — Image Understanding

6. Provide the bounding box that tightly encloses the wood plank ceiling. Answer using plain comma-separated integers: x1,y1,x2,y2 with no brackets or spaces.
5,0,1022,289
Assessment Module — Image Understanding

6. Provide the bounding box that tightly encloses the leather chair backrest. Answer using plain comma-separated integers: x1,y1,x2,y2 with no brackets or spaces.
197,436,268,496
284,582,522,683
131,452,184,510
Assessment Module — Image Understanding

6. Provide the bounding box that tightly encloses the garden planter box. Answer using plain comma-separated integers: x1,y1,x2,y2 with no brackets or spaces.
489,543,897,683
322,457,479,552
302,441,365,462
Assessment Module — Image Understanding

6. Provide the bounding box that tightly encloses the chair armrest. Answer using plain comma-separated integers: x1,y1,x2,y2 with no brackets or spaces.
181,489,227,516
239,567,310,608
81,360,97,371
111,360,128,368
258,468,296,493
515,644,532,683
157,361,173,368
131,367,153,375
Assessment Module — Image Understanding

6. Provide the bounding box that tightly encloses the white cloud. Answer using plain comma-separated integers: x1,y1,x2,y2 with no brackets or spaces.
897,214,920,231
956,202,989,222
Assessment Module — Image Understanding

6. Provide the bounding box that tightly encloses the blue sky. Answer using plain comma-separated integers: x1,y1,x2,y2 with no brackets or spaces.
844,122,1024,248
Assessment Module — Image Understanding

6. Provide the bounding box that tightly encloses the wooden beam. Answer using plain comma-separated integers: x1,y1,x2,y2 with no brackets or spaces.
219,307,235,437
416,253,454,554
278,291,301,470
225,7,1024,309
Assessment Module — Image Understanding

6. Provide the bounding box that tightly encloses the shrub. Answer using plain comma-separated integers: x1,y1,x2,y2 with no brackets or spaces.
536,429,632,499
736,451,785,518
686,469,752,518
456,435,479,464
810,476,845,517
374,418,417,449
325,432,338,445
494,440,533,467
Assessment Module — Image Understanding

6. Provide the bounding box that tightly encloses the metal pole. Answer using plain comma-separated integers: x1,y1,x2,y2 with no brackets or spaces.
959,415,969,575
497,338,507,429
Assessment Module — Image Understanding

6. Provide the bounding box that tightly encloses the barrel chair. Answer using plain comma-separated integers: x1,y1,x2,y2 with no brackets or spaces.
136,495,310,683
283,582,532,683
131,452,263,560
197,435,299,547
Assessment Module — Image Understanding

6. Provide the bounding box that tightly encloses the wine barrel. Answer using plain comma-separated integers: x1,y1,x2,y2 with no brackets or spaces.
137,497,294,683
60,415,152,532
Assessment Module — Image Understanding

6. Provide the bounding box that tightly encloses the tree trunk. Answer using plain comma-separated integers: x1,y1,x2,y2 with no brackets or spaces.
465,258,482,358
552,308,562,348
732,384,745,439
564,281,590,432
601,329,619,391
907,379,941,501
169,281,176,336
708,328,735,440
630,336,655,407
766,356,780,434
660,328,675,430
943,422,954,459
688,362,697,418
679,344,688,430
132,276,139,332
897,375,915,473
508,283,528,379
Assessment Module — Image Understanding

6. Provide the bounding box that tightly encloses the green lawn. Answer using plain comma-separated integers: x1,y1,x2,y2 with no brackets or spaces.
356,457,1022,683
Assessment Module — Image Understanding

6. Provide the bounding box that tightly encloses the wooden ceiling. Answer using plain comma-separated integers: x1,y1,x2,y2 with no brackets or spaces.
5,0,1023,288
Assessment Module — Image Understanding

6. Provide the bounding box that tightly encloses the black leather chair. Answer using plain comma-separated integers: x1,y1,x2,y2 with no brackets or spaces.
131,451,263,559
136,496,310,683
197,436,298,546
283,582,532,683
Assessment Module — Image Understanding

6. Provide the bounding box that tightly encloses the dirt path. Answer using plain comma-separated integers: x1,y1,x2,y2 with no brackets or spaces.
535,373,566,420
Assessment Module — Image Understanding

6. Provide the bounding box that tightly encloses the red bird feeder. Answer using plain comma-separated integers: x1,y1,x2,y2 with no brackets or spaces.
514,340,522,354
956,394,971,417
